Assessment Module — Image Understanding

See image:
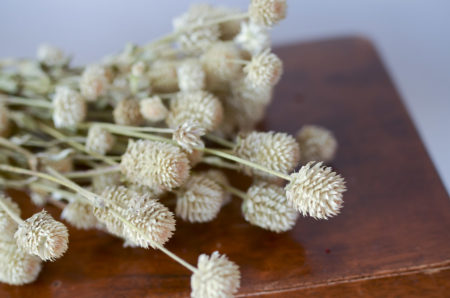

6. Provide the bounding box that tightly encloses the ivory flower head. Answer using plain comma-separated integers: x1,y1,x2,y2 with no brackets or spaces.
244,49,283,89
61,200,98,230
79,64,110,101
0,194,21,241
0,241,42,285
52,86,87,129
113,99,144,126
249,0,287,27
296,125,338,163
86,125,115,155
235,21,270,55
37,44,68,67
177,59,206,92
173,121,206,153
139,96,168,122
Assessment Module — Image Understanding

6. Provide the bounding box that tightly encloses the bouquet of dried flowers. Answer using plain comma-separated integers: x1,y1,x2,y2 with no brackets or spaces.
0,0,346,296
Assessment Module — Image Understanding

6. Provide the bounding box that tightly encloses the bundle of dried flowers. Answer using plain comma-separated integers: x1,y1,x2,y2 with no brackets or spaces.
0,1,347,296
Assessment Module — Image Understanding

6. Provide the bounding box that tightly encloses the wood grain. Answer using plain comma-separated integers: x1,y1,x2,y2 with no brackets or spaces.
1,37,449,297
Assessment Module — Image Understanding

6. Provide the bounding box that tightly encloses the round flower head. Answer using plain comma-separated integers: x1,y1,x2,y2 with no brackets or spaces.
79,64,110,101
173,4,220,54
167,91,223,132
244,49,283,89
0,194,21,241
234,131,300,180
139,96,168,122
37,44,67,67
204,169,231,205
150,60,179,93
231,76,273,105
296,125,338,163
173,121,206,153
52,86,87,129
15,210,69,261
177,59,206,92
191,251,240,298
61,200,98,230
95,186,175,248
249,0,287,27
86,125,115,155
186,149,204,167
0,241,42,285
202,42,242,86
120,139,190,190
175,174,224,223
235,21,270,55
37,148,74,173
242,181,298,232
113,98,144,126
0,104,10,137
285,162,346,219
92,171,122,194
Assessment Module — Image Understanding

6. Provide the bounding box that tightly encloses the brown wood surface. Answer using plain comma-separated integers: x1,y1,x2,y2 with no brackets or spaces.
1,37,449,297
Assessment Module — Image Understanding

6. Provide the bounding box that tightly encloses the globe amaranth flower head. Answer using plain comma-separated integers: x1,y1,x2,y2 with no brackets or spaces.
296,125,338,163
175,173,224,223
120,139,191,190
0,194,21,241
166,91,223,132
37,44,68,67
285,161,346,219
52,86,87,129
249,0,287,27
235,21,270,55
86,125,115,155
201,42,242,85
177,59,206,92
113,98,144,126
61,200,99,230
15,210,69,261
244,49,283,89
0,241,42,285
173,121,206,153
79,64,110,101
191,251,241,298
242,181,298,233
139,96,168,123
234,131,300,180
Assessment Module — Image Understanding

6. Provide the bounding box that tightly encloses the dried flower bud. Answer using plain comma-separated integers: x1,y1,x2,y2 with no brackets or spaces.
131,61,147,77
242,181,298,232
296,125,338,163
186,149,204,167
126,183,165,198
0,194,21,241
0,104,10,137
175,174,224,223
80,65,109,101
121,140,190,190
113,99,144,126
15,210,69,261
249,0,287,27
202,42,242,85
235,21,270,55
285,162,346,219
167,91,223,131
37,44,67,67
244,49,283,89
61,200,98,230
139,96,168,122
92,171,122,194
0,241,42,285
52,86,86,128
173,121,205,153
86,125,115,155
38,148,74,173
173,4,220,54
191,251,240,298
150,60,179,93
234,131,300,180
177,59,206,92
204,169,231,205
231,76,272,105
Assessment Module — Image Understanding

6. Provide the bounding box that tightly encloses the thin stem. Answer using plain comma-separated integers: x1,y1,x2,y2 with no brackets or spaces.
0,177,37,188
2,96,52,109
30,182,79,203
201,156,239,170
204,134,235,149
64,165,120,179
221,183,248,201
85,122,174,134
103,126,176,145
0,137,38,169
0,196,24,224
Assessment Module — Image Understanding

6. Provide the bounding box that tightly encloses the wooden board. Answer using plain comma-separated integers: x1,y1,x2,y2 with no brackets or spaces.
1,37,449,297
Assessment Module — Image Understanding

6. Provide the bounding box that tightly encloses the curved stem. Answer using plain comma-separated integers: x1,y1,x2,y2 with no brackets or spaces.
64,165,120,179
221,183,248,201
86,122,174,134
201,156,239,170
204,134,235,149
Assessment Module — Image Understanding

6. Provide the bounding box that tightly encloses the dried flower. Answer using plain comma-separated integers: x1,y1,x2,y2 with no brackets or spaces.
285,162,346,219
0,194,21,241
15,210,69,261
113,98,144,126
120,140,190,190
191,251,240,298
242,181,298,232
244,49,282,89
175,174,224,223
79,64,109,101
131,61,147,77
235,21,270,55
186,149,204,166
202,42,242,85
249,0,287,27
140,96,168,122
52,86,87,129
0,103,10,137
86,125,115,155
0,241,42,285
173,4,220,54
204,169,231,205
61,200,98,230
150,60,179,93
173,121,206,153
296,125,338,163
37,44,67,67
167,91,223,131
177,59,206,92
37,148,74,173
234,131,300,180
92,171,122,194
231,76,272,105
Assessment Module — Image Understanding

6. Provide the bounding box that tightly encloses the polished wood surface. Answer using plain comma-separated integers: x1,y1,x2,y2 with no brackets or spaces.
1,37,449,297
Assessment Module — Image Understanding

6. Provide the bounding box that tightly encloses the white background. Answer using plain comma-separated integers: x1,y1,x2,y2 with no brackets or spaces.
1,0,449,194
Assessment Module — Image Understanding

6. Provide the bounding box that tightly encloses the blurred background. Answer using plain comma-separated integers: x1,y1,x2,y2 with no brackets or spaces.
1,0,449,193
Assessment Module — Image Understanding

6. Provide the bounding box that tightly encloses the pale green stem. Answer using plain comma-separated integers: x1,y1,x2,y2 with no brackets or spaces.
30,182,79,203
201,156,239,170
0,197,24,224
220,183,249,201
84,122,174,134
2,96,52,109
64,165,120,179
0,137,38,169
204,134,235,149
103,126,175,144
